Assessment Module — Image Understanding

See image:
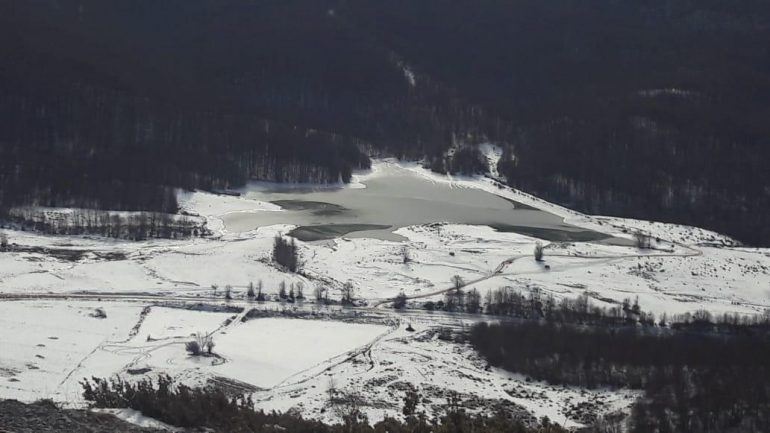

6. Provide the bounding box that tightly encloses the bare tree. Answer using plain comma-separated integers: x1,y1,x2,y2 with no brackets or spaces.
451,275,464,291
589,414,624,433
326,377,337,401
326,378,368,430
341,280,355,305
400,246,411,264
314,284,325,302
445,287,464,312
247,282,255,299
0,232,8,250
256,280,265,301
224,285,233,300
466,288,481,313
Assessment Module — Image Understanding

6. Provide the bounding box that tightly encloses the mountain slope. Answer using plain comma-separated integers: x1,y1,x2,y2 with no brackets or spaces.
1,0,769,245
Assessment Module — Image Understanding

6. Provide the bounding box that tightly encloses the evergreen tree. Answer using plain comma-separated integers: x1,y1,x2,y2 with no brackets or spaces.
273,236,299,272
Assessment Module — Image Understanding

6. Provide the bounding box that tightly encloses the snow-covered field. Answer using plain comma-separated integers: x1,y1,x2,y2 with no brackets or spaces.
212,317,389,389
1,156,769,427
0,299,638,427
0,301,145,402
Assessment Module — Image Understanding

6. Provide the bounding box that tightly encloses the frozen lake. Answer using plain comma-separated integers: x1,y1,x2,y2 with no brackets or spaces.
221,165,607,242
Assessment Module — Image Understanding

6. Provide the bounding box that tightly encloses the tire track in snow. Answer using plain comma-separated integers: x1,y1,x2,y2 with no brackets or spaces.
373,240,702,307
270,320,399,390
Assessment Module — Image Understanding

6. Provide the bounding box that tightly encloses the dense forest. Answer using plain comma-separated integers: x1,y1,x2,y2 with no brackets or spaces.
470,320,770,433
1,1,769,244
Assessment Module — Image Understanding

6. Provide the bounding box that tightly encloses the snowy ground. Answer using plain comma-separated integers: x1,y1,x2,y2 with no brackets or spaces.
254,317,639,428
0,300,639,428
0,301,145,402
1,157,769,428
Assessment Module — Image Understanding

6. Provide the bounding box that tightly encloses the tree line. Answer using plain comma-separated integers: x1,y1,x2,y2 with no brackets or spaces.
429,284,770,336
82,375,567,433
6,207,206,240
424,285,656,327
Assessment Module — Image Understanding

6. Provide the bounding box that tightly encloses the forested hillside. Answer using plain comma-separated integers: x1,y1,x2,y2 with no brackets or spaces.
0,0,471,213
1,0,768,244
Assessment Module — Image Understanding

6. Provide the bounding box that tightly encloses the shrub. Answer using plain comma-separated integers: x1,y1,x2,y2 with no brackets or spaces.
437,328,453,341
186,333,213,356
185,341,201,356
393,292,407,309
402,389,419,416
341,281,355,305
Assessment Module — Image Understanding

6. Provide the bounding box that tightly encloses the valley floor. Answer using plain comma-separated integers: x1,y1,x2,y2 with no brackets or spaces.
0,159,768,428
